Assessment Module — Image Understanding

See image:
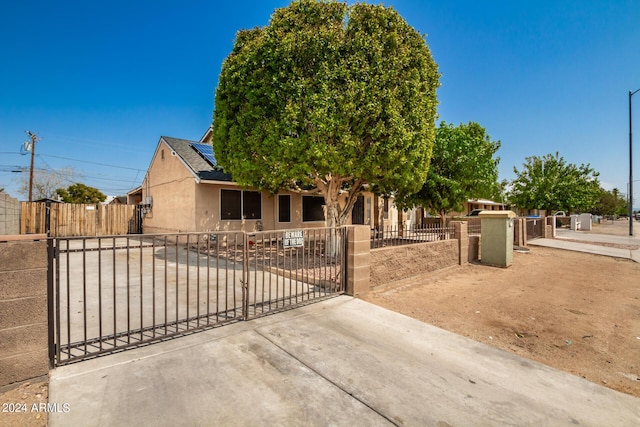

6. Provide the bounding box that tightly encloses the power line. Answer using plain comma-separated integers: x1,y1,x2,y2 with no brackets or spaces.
38,153,145,171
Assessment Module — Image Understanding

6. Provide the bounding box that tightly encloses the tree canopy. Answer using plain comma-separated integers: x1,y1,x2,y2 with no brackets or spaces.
212,0,439,227
507,153,600,214
396,121,501,220
56,183,106,204
593,187,627,217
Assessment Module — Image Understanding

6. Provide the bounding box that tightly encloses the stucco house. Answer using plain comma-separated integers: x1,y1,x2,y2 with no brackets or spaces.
462,198,507,215
140,129,402,234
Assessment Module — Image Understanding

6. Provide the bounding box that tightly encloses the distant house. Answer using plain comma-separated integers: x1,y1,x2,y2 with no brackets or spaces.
126,186,142,205
140,129,401,234
107,196,128,205
462,198,507,215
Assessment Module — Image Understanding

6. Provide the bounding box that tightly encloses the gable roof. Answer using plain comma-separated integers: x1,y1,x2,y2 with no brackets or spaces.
160,136,232,182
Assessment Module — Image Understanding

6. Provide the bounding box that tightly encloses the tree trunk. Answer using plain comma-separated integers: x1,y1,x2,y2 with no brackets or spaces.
439,209,446,227
325,201,341,257
314,175,363,256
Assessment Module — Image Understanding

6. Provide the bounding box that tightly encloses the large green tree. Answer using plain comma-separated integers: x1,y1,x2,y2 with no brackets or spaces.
396,121,501,223
212,0,439,228
508,153,600,214
593,187,627,217
56,183,106,204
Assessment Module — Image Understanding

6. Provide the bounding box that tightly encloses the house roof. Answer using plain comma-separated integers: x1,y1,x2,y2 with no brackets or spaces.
467,198,504,206
160,136,232,182
127,185,142,196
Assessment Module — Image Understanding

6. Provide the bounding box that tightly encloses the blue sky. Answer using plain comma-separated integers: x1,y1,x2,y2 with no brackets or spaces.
1,0,639,205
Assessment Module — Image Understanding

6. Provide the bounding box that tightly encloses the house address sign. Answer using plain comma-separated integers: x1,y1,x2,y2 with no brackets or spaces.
283,230,304,248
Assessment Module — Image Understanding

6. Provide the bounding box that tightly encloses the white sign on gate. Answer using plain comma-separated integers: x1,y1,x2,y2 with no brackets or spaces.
283,230,304,248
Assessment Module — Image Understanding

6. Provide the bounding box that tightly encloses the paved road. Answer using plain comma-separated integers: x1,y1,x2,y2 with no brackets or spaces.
49,296,640,426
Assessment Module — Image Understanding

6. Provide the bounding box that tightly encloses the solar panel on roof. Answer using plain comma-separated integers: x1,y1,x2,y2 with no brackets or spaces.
191,143,216,166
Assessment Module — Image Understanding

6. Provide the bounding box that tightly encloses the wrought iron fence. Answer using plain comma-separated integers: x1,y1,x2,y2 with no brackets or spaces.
371,224,456,249
244,227,346,318
48,228,346,366
526,218,544,239
467,218,482,235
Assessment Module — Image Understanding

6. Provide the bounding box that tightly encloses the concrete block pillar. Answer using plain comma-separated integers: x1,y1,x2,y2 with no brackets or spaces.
0,235,49,389
452,221,468,265
514,218,526,247
346,225,371,297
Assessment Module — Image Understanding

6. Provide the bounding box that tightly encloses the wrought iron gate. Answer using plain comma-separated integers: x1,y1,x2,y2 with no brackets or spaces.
48,228,346,366
526,218,544,240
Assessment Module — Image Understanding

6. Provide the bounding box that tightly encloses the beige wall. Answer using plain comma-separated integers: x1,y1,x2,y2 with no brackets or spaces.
142,141,198,234
0,235,49,389
369,240,458,289
345,222,469,295
193,186,380,232
142,140,396,233
0,192,21,236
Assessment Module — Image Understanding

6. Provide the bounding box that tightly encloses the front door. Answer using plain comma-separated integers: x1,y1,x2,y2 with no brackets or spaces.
352,195,365,224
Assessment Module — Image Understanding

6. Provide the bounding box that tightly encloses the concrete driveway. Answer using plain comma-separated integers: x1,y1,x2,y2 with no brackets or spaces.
49,296,640,426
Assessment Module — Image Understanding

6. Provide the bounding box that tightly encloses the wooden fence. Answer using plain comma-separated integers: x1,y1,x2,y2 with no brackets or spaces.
21,202,142,237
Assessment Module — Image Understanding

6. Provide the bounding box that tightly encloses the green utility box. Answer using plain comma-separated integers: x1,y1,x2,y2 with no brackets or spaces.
479,210,517,267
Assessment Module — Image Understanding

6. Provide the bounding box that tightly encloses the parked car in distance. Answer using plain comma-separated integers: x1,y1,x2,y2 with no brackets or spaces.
553,211,566,217
466,209,483,216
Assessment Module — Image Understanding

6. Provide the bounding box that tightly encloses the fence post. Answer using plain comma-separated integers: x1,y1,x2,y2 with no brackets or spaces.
345,225,370,297
452,221,468,265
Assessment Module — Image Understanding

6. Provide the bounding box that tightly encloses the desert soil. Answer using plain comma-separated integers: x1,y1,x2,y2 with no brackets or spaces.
363,219,640,398
0,380,48,427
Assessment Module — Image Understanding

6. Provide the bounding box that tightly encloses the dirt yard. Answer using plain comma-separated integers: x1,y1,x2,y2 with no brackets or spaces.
364,219,640,398
0,380,48,427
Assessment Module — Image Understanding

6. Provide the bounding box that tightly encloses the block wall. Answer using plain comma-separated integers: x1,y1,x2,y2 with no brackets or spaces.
0,193,21,236
0,235,49,389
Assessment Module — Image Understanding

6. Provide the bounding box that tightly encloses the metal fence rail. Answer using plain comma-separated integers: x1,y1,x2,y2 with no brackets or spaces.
371,224,455,249
526,218,544,239
48,228,345,366
466,218,481,235
245,227,346,319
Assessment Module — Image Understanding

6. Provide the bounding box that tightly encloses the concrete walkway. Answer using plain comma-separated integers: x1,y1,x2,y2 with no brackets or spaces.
49,296,640,426
528,229,640,262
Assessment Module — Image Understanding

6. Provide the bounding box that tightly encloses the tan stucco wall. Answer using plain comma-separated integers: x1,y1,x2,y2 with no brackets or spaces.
141,139,394,234
193,186,375,232
142,141,197,234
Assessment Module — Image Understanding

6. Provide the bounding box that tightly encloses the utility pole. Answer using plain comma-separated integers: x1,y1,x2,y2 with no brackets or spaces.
630,90,640,236
25,130,39,202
